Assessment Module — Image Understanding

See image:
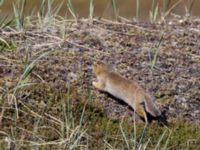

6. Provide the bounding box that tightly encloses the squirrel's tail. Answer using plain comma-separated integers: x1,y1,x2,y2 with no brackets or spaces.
144,94,168,126
144,94,161,117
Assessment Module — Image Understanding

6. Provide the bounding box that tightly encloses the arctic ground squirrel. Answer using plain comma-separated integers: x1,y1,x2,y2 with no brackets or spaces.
92,61,162,124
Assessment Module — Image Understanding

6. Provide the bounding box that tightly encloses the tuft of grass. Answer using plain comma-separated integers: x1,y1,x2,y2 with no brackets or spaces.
38,0,46,19
37,0,64,27
0,38,17,51
162,129,172,149
185,0,195,15
0,38,11,50
188,0,195,14
105,119,174,150
154,129,168,149
163,0,171,14
111,0,118,19
67,0,77,21
137,124,148,149
12,50,52,119
63,87,88,149
120,120,130,150
162,0,183,19
0,14,15,29
136,0,140,20
150,0,159,22
149,33,164,72
89,0,94,20
12,0,27,30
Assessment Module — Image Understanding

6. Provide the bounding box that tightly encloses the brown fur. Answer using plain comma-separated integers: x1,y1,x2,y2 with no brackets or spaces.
92,61,161,124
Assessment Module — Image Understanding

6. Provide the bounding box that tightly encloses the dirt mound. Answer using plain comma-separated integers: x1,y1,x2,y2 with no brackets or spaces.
1,16,200,125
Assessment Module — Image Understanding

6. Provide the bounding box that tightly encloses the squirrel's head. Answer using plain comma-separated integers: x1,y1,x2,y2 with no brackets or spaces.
93,61,109,75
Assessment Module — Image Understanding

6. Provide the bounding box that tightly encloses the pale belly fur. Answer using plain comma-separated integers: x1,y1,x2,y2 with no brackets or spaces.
105,81,133,106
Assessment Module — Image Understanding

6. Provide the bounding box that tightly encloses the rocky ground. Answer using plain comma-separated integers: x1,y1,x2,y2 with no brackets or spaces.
0,15,200,148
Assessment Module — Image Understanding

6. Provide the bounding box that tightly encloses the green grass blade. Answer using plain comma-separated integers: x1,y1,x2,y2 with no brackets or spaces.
0,0,4,6
137,124,148,149
0,37,11,48
111,0,118,19
162,129,172,150
163,0,171,14
13,50,52,119
0,15,13,29
89,0,94,20
13,3,20,29
163,0,182,18
47,0,53,16
120,121,130,150
20,0,26,18
1,18,14,29
150,0,159,22
133,113,137,149
154,129,168,150
150,33,164,71
67,0,77,20
39,0,46,18
79,88,91,127
52,0,64,16
188,0,195,14
12,0,27,29
136,0,140,19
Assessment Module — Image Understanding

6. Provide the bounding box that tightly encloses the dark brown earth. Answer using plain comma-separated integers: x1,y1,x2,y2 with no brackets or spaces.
0,15,200,126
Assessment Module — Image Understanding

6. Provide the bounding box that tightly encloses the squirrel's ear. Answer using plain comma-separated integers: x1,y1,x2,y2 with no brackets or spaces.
93,61,99,65
95,61,107,67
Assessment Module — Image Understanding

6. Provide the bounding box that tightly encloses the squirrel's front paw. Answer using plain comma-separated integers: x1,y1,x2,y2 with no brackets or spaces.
92,81,98,87
93,81,102,89
93,81,105,90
